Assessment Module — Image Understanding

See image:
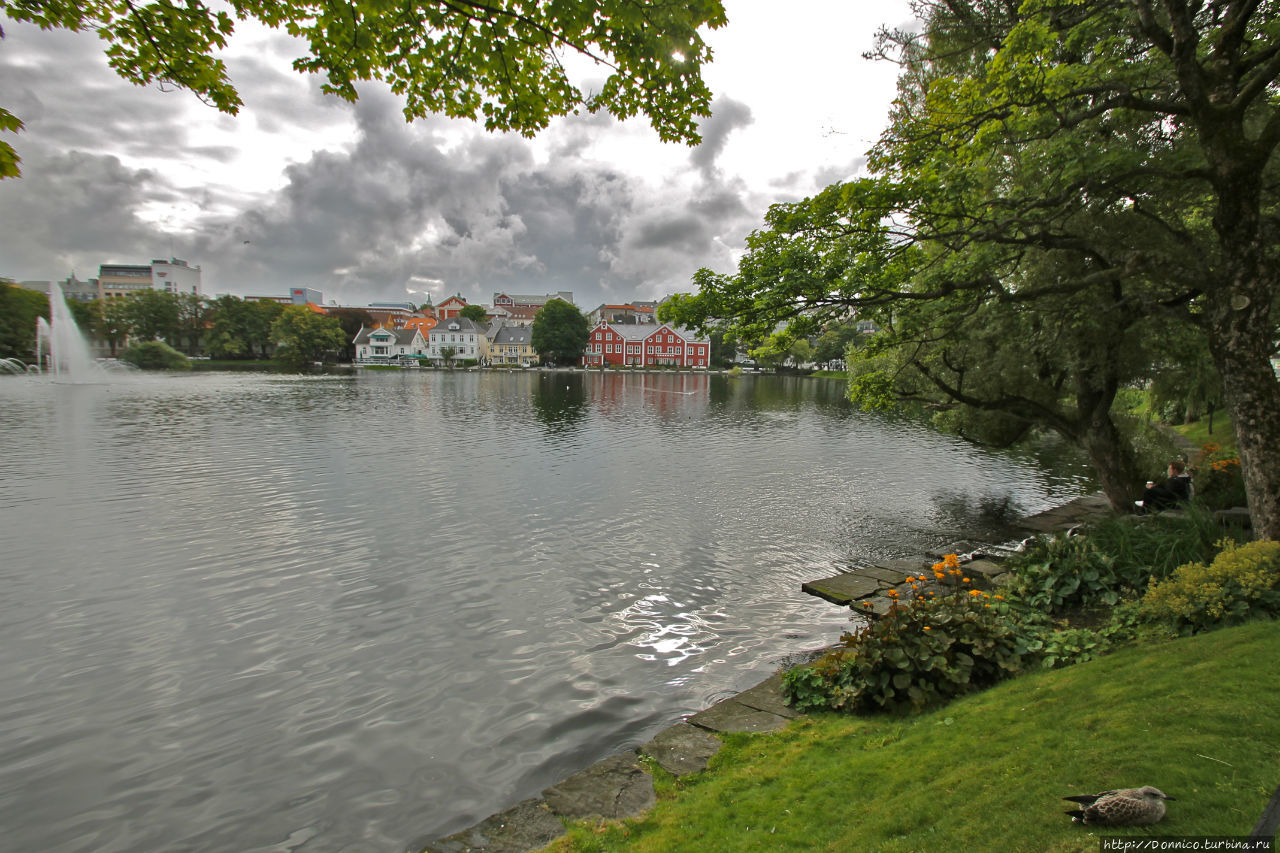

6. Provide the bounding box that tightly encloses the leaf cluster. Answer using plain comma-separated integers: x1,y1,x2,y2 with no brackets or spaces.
782,581,1030,714
1142,538,1280,634
0,0,726,178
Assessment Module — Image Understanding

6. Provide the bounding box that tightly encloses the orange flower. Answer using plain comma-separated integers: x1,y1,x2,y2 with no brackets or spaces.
962,577,971,583
968,589,982,596
923,626,931,631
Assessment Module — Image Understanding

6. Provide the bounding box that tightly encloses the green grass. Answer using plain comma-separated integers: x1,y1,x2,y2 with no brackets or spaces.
548,620,1280,853
1173,418,1238,457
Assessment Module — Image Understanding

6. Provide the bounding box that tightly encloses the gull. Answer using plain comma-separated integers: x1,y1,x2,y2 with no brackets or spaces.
1064,786,1175,826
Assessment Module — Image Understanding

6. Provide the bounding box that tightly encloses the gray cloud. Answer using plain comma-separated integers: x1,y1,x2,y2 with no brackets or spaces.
1,21,771,308
690,96,754,180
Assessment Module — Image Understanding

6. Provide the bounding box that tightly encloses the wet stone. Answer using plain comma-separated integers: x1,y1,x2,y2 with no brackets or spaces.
641,723,722,777
732,672,800,719
541,753,655,821
687,699,790,734
801,573,882,605
424,798,565,853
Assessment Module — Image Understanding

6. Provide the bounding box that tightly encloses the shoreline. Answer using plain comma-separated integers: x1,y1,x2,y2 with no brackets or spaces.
420,494,1112,853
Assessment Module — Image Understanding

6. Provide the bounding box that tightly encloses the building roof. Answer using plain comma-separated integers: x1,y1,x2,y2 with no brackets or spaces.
492,325,532,345
353,326,422,345
431,317,484,334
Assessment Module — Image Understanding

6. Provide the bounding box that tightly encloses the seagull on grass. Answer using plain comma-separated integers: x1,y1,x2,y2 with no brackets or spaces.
1064,786,1175,826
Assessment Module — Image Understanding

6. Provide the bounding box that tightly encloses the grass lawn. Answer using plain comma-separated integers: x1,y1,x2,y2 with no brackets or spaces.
1173,418,1238,457
549,620,1280,853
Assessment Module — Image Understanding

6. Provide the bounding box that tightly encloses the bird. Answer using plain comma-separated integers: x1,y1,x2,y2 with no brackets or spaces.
1064,786,1175,826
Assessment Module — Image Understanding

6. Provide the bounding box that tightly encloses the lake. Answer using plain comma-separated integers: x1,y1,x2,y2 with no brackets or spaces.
0,369,1093,851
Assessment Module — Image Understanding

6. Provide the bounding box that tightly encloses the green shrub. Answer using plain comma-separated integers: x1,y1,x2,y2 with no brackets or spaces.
783,565,1030,714
1193,442,1249,509
1002,534,1137,613
1141,539,1280,634
120,340,191,370
1083,505,1226,581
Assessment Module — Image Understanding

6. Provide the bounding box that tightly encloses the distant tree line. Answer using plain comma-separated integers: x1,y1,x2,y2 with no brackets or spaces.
0,284,350,370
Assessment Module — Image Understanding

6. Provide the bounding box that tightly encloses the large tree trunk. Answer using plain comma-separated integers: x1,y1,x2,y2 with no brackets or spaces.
1206,158,1280,540
1204,269,1280,539
1077,400,1141,514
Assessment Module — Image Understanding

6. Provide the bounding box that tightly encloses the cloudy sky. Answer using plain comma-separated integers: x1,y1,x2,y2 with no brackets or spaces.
0,1,916,310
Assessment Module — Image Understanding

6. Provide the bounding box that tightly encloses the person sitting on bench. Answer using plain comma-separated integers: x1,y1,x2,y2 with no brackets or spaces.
1141,460,1193,511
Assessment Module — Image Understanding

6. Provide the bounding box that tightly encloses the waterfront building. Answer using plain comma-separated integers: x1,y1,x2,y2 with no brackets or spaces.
489,324,535,365
428,317,487,363
353,326,428,362
582,321,711,368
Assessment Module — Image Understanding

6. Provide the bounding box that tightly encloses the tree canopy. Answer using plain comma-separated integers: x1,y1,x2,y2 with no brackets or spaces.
271,304,346,368
666,0,1280,536
531,298,588,365
0,0,727,178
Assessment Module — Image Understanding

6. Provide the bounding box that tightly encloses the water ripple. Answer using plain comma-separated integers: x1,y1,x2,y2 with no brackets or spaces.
0,371,1095,851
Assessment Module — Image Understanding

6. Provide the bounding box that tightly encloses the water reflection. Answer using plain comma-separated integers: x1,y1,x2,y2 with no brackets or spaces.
0,370,1095,852
531,372,587,434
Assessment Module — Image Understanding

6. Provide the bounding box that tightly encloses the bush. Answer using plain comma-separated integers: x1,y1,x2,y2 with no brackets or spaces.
1003,508,1226,615
120,340,191,370
1193,442,1249,509
1083,506,1225,582
1002,534,1134,613
783,557,1030,714
1141,539,1280,634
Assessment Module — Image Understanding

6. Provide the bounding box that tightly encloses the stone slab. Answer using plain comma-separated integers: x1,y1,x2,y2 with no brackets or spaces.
687,699,790,734
801,572,882,605
857,564,916,584
1018,494,1114,532
962,558,1007,578
541,752,655,821
731,672,800,719
425,797,565,853
641,723,722,777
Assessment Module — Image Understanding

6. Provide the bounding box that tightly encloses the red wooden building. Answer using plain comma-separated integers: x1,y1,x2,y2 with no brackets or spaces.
582,322,711,368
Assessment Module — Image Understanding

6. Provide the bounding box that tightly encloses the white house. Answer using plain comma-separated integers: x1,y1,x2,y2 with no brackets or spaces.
428,317,487,363
353,326,428,362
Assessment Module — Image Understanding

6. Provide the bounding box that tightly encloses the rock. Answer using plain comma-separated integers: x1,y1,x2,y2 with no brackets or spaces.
424,798,565,853
541,752,655,820
641,723,722,777
687,698,790,734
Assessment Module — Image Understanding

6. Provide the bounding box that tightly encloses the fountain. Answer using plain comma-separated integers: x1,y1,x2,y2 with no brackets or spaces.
0,357,35,375
35,283,104,382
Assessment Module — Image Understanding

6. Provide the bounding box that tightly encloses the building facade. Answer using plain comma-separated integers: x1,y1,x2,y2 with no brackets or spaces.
428,317,487,362
353,326,428,362
489,324,535,365
582,322,711,368
98,258,202,299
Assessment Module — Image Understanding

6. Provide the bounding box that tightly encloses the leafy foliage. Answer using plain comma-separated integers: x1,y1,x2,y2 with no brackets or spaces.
1001,534,1133,613
119,339,191,370
664,0,1280,536
0,282,48,361
530,298,588,365
1003,509,1225,615
0,0,726,178
270,305,346,368
1193,442,1249,510
783,557,1030,714
1142,539,1280,635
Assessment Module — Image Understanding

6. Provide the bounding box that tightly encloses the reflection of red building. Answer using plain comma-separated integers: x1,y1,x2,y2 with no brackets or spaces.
582,321,710,368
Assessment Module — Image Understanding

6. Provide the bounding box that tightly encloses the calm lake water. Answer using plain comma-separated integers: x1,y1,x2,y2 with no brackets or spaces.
0,370,1093,852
